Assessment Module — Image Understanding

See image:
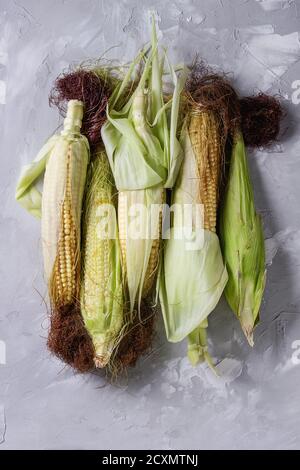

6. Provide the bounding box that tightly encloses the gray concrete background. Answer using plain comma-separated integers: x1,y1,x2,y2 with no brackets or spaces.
1,0,300,450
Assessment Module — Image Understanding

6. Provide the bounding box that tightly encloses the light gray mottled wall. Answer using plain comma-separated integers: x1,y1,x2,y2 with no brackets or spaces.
0,0,300,450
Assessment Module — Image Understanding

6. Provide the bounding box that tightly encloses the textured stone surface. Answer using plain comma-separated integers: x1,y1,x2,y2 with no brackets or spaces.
1,0,300,450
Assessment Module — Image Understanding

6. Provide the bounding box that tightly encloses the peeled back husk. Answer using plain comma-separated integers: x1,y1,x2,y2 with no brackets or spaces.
219,133,266,346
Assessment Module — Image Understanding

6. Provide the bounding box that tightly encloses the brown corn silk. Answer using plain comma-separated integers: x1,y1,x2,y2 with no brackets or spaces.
49,69,113,147
240,93,283,147
186,65,240,142
111,300,156,373
47,304,94,372
186,62,283,149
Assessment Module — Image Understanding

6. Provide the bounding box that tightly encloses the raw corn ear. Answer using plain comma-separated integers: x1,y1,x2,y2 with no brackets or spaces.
159,111,228,365
42,100,90,308
101,17,185,313
43,100,94,372
219,133,266,345
16,99,90,305
80,149,124,368
16,99,94,372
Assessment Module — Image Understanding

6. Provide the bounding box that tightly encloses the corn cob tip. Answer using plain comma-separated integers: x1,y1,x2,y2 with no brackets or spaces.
63,100,84,134
92,338,116,369
239,306,255,346
94,355,109,369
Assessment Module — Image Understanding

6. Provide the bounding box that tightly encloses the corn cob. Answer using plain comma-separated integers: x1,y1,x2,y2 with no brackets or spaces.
15,99,92,372
41,100,89,308
112,85,167,312
101,18,185,314
219,134,266,345
186,110,223,367
80,150,124,367
159,108,228,366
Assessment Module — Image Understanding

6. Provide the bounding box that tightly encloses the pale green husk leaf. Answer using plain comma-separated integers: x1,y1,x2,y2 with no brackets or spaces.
15,135,59,218
15,101,90,219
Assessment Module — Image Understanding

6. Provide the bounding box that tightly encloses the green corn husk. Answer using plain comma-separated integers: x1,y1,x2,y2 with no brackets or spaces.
15,134,60,218
80,149,124,367
219,133,266,346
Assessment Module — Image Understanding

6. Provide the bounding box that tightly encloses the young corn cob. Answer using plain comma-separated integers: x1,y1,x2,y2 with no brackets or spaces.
36,99,94,372
101,18,185,317
41,100,90,308
185,110,222,367
186,109,222,367
81,150,124,368
15,99,93,372
116,87,166,312
219,134,266,346
159,107,228,367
